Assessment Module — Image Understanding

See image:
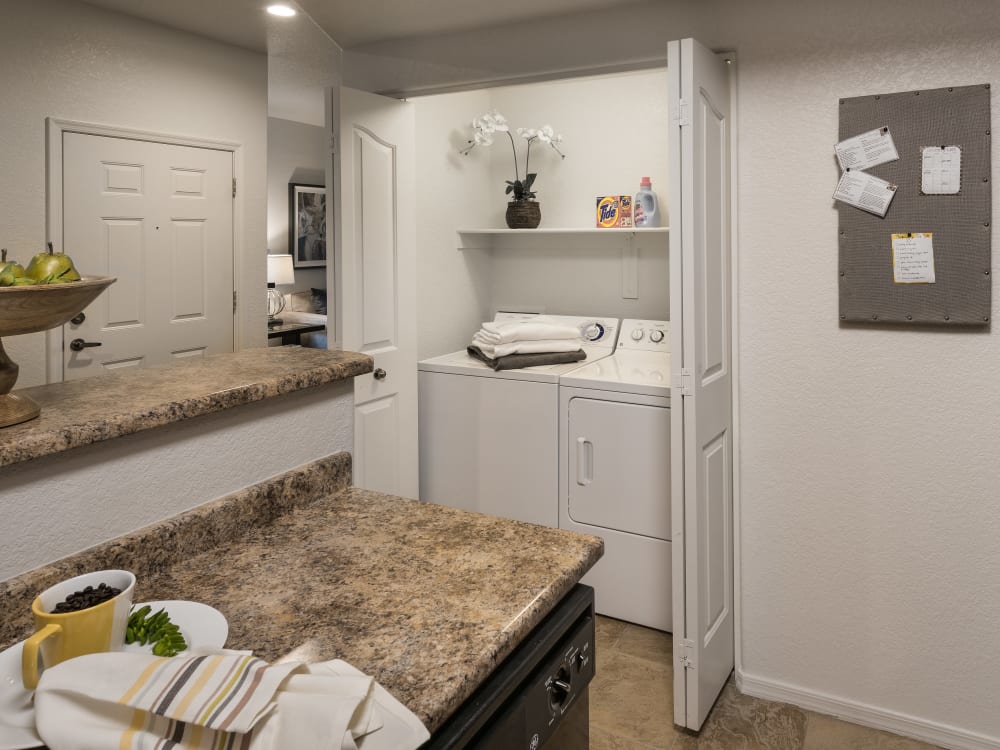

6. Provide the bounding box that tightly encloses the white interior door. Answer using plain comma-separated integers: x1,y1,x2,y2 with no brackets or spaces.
336,87,418,498
668,38,735,731
62,133,234,379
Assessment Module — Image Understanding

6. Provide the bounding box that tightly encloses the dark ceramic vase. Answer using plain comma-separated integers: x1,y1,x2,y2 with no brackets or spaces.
505,200,541,229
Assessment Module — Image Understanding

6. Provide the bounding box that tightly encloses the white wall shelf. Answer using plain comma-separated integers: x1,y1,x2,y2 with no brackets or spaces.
457,227,669,236
456,227,669,300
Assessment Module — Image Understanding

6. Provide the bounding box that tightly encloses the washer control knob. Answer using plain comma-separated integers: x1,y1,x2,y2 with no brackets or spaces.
630,328,644,341
649,329,665,343
584,323,604,341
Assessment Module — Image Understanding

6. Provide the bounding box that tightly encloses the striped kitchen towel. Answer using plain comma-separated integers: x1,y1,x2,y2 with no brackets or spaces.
34,650,428,749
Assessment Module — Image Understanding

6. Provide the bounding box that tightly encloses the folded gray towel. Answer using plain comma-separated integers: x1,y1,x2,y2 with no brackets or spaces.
467,345,586,371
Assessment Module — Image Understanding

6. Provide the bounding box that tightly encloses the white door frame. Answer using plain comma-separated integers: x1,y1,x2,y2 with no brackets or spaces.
45,117,244,384
725,53,744,692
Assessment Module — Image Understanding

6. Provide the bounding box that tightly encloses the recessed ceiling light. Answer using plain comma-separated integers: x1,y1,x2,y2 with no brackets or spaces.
267,4,297,17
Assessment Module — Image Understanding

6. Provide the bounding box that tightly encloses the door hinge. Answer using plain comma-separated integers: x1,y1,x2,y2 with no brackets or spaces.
232,290,237,315
674,98,690,127
232,178,237,198
674,368,694,397
678,639,696,671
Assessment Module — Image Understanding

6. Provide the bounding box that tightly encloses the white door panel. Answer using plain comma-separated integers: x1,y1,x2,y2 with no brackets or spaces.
567,397,671,540
418,372,558,526
669,37,735,732
62,133,234,380
338,87,418,498
356,396,400,496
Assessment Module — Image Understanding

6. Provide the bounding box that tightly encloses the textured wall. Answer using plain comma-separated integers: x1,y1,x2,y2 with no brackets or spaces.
0,383,354,581
732,5,1000,745
348,1,1000,745
0,0,268,387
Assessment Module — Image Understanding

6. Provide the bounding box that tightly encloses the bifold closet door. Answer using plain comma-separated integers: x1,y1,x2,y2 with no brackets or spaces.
668,37,736,732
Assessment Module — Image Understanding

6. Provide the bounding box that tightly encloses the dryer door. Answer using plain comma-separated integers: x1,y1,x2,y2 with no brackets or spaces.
567,397,670,540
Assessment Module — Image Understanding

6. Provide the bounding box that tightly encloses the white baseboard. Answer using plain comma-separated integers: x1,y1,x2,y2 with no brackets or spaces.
736,670,1000,750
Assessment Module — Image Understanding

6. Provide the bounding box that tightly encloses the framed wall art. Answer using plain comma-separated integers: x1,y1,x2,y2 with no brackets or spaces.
289,182,327,268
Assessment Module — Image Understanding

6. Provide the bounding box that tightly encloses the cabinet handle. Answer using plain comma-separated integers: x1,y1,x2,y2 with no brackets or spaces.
373,368,387,380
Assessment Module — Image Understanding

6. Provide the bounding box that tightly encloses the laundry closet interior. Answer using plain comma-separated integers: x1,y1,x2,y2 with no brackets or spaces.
409,67,674,632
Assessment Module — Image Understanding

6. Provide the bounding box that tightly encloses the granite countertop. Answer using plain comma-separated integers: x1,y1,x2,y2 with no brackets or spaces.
0,453,604,736
0,347,372,468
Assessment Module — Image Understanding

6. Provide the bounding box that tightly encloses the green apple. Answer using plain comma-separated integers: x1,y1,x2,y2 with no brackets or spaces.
25,242,81,285
0,248,26,281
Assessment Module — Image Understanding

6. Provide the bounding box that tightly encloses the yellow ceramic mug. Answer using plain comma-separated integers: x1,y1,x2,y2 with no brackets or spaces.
21,569,135,689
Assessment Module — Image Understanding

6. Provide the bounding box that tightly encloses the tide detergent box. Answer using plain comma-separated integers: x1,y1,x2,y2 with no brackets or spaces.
595,195,633,228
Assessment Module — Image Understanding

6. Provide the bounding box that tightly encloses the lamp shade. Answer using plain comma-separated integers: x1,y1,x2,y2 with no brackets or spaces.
267,254,295,285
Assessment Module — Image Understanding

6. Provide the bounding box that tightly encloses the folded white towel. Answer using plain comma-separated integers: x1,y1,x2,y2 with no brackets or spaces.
34,649,429,750
470,335,583,358
477,317,582,344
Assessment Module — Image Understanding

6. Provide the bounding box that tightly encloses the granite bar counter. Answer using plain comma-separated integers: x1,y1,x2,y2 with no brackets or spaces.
0,346,372,468
0,346,372,580
0,452,604,740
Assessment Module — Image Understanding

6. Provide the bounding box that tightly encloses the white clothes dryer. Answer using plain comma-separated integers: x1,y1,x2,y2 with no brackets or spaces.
558,319,672,631
418,314,620,527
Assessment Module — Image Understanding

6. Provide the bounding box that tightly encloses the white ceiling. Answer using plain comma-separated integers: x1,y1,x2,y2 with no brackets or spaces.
79,0,639,52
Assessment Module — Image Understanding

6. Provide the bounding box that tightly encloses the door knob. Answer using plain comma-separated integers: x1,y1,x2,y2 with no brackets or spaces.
70,312,86,326
373,368,387,380
69,338,102,352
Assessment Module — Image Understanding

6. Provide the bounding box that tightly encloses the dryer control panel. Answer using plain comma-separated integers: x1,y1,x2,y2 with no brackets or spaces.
618,319,670,352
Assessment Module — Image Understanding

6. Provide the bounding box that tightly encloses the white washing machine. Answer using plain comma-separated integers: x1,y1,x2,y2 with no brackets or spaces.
418,314,620,527
558,319,672,631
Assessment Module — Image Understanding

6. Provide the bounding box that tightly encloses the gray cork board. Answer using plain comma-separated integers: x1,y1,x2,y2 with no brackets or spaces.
838,84,992,326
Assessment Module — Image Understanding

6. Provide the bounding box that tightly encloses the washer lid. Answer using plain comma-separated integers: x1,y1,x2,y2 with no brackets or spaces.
559,351,672,396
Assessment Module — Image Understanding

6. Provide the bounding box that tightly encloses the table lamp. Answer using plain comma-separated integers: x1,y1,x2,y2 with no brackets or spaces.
266,253,295,327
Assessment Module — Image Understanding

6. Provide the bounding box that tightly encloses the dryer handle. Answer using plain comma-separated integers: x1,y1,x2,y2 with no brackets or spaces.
576,437,593,486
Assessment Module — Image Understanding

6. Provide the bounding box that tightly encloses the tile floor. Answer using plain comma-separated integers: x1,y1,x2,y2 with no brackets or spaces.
590,616,943,750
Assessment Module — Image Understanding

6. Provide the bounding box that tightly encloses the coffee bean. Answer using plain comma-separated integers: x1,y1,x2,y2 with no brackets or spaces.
49,582,122,613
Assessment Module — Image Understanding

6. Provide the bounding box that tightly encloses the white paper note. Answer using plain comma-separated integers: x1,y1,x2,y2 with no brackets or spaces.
835,127,900,172
833,170,897,217
921,146,962,194
892,233,935,284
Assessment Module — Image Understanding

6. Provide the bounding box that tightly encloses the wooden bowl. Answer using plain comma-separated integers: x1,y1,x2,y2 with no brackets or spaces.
0,276,116,427
0,276,117,337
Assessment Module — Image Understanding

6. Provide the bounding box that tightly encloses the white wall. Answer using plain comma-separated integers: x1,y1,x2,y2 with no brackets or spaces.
267,116,327,294
350,2,1000,747
413,89,495,359
1,0,268,388
413,70,669,359
485,71,668,228
732,9,1000,748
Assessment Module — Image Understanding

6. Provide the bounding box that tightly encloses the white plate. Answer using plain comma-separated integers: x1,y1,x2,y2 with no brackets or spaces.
0,643,38,749
0,600,227,750
123,601,228,655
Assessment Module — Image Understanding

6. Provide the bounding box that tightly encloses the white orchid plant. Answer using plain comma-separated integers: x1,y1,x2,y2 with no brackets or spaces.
460,111,565,202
